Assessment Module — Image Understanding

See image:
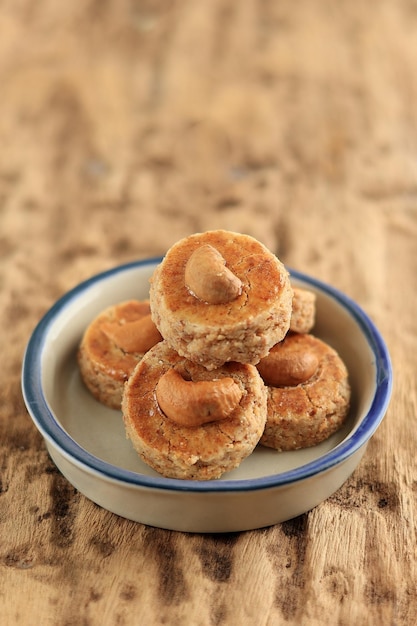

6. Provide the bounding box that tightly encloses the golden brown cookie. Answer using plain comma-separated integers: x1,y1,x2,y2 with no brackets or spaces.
149,230,293,370
122,340,267,480
257,333,350,451
290,287,316,334
78,300,162,409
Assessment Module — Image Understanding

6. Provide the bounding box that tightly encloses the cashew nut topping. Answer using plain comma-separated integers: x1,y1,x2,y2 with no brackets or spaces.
101,314,162,353
155,367,243,427
184,244,243,304
257,340,318,387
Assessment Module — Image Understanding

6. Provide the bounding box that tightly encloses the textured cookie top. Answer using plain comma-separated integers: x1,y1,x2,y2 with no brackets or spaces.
150,230,290,327
79,300,161,382
122,340,267,480
258,332,351,451
259,333,350,426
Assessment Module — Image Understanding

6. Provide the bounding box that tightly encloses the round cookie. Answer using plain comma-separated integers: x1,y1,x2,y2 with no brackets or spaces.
78,300,162,409
149,230,293,370
290,287,316,334
257,333,350,451
122,340,267,480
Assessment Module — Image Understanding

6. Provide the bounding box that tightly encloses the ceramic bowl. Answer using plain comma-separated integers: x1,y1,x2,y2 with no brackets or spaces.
21,258,392,533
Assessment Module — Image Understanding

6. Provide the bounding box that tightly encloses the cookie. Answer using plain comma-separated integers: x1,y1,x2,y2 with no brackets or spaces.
257,333,350,451
290,287,316,334
149,230,293,370
121,340,267,480
78,300,162,409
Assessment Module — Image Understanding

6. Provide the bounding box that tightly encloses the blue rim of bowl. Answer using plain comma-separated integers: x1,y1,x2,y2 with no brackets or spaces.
21,258,393,494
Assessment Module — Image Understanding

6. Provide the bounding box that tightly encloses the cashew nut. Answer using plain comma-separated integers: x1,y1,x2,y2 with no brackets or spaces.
101,314,162,353
184,244,243,304
257,340,318,387
155,368,243,427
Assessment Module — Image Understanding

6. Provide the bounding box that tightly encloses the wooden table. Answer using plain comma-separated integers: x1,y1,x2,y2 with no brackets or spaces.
1,2,416,624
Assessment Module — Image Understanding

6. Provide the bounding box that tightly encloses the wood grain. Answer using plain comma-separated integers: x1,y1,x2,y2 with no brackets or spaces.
1,1,416,624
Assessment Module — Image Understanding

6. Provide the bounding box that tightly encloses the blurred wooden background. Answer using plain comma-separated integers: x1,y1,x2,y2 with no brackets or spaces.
1,1,416,624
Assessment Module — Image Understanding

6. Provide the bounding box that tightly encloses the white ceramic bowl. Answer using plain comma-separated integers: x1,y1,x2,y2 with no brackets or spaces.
22,258,392,533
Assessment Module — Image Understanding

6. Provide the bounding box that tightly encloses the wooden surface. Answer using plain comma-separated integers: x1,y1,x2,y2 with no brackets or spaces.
1,2,416,624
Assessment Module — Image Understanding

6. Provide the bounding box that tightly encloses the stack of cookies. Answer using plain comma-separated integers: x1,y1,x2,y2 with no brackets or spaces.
78,230,351,480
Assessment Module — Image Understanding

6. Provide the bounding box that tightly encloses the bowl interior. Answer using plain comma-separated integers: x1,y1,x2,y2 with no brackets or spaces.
35,260,382,484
